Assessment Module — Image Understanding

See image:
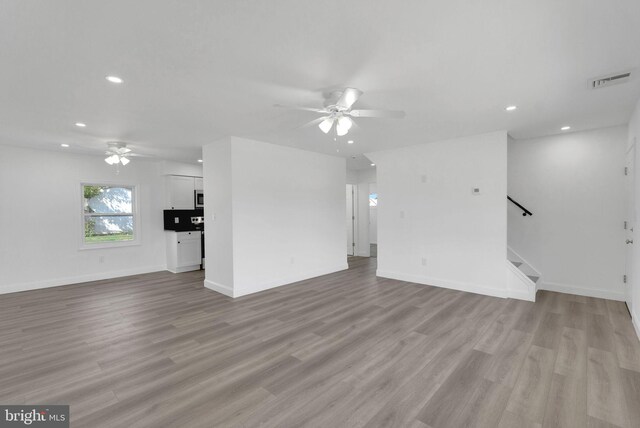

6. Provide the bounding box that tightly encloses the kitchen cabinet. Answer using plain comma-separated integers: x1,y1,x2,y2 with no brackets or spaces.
166,231,202,273
166,175,201,209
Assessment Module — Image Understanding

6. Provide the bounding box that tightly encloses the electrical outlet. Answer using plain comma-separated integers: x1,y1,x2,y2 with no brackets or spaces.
99,256,105,263
174,217,180,224
421,174,427,183
290,257,295,264
421,257,427,266
400,211,405,219
472,187,481,195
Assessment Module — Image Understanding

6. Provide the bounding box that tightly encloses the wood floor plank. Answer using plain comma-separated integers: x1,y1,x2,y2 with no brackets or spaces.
587,348,629,428
503,345,556,425
417,350,494,427
484,329,533,387
0,257,638,427
542,373,587,428
588,313,616,352
619,368,640,428
554,327,588,377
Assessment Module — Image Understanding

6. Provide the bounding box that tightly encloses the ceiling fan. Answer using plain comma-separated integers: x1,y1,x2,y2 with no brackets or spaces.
104,142,133,166
277,88,405,137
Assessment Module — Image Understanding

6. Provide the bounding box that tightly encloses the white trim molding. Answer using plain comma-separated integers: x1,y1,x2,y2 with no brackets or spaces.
205,263,349,299
167,265,202,274
507,246,542,277
0,265,166,295
633,313,640,342
233,263,349,298
376,269,508,299
506,260,536,302
204,279,234,297
538,281,625,301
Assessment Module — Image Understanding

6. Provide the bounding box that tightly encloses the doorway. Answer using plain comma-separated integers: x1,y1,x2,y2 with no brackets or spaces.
346,184,355,256
625,144,635,315
369,184,378,258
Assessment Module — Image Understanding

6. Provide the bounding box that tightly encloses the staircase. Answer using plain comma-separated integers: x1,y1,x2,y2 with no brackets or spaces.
506,247,540,302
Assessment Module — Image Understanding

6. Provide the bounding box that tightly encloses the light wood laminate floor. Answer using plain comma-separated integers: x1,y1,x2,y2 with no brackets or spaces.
1,257,640,427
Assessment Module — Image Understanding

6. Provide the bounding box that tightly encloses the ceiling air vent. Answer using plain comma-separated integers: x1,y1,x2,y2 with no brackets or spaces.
589,71,632,89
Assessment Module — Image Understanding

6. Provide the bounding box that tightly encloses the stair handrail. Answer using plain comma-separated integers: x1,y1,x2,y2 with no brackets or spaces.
507,196,533,216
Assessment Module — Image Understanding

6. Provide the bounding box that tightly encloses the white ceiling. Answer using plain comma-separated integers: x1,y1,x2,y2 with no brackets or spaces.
1,0,639,168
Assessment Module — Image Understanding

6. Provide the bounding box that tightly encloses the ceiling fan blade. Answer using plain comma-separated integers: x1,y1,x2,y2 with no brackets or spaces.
349,109,406,118
274,104,327,114
295,117,325,130
335,88,363,109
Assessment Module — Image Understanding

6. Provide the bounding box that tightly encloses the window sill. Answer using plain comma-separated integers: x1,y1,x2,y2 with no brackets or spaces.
79,240,141,251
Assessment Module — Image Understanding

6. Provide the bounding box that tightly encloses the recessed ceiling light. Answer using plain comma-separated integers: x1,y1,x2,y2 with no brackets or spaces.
60,143,69,148
561,126,571,131
106,75,123,84
505,105,517,111
197,159,203,163
75,122,86,127
370,163,376,166
347,140,354,144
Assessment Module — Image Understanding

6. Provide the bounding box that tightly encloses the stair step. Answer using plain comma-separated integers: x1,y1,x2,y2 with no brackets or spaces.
527,275,539,283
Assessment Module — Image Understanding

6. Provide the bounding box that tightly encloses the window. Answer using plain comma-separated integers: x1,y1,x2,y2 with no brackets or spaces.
369,192,378,207
82,184,137,247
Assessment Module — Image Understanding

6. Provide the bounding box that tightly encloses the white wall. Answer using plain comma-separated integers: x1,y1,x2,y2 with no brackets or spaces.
346,169,359,184
628,99,640,338
356,168,376,184
346,167,376,185
0,144,167,294
204,137,348,298
368,131,509,298
508,126,627,301
159,160,203,177
202,138,235,292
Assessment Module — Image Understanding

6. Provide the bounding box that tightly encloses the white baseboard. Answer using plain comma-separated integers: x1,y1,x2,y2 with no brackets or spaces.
0,265,167,295
234,263,349,298
376,269,508,299
633,313,640,342
538,281,625,301
204,279,234,297
509,289,535,302
204,263,349,299
167,264,201,274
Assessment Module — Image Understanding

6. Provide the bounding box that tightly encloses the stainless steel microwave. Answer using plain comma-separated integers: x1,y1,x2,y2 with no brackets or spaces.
194,190,204,208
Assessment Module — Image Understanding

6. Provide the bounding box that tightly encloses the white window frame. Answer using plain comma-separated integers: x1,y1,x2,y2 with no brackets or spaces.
80,182,140,250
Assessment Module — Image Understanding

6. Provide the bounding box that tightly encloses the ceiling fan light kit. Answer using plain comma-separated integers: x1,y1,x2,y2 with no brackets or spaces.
104,142,132,169
319,117,334,134
336,116,352,136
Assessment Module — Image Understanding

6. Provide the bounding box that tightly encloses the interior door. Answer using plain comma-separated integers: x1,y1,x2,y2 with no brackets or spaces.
625,145,635,313
346,185,355,255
